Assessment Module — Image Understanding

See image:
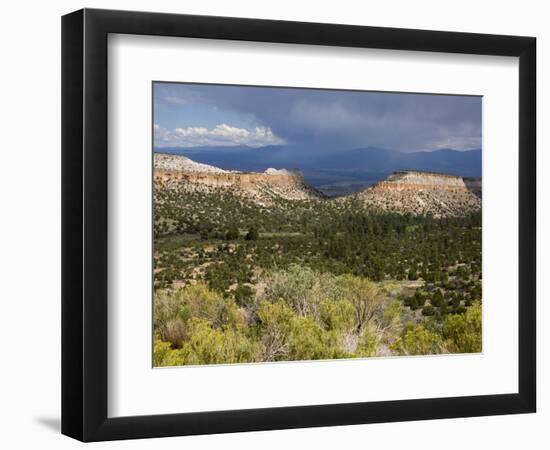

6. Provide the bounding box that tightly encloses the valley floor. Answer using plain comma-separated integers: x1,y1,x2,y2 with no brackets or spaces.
153,186,482,366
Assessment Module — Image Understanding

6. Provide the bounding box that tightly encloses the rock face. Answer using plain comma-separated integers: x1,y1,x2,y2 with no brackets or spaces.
154,153,323,203
382,171,467,188
154,154,481,217
354,170,481,217
154,153,232,174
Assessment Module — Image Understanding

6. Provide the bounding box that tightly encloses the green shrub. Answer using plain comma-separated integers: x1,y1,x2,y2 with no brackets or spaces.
431,289,444,307
390,325,444,355
245,227,259,241
355,325,379,357
443,302,482,353
288,316,340,360
422,304,435,316
334,274,386,333
181,318,260,365
233,284,255,307
154,284,244,347
257,299,296,361
257,299,350,361
260,265,340,318
408,269,419,281
381,299,404,331
153,339,184,366
319,299,355,332
225,226,240,240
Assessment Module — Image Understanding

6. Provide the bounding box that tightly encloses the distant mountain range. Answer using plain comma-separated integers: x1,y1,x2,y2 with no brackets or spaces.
155,145,481,195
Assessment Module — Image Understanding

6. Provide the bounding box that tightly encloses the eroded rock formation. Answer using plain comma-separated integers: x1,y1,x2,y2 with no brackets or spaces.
154,153,322,204
154,154,480,217
354,171,481,217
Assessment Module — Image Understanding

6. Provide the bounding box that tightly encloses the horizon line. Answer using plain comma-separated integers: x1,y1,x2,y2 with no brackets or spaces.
153,146,481,153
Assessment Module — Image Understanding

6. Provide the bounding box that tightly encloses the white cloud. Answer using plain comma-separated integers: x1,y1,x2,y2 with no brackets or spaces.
154,123,286,148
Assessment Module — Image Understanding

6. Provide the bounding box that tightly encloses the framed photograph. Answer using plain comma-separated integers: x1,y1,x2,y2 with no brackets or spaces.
62,8,536,442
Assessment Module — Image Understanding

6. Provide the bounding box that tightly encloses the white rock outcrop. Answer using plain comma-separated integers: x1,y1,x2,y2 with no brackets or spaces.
154,153,234,174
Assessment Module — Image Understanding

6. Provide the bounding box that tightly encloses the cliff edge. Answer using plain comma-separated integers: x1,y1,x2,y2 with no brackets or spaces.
354,170,481,217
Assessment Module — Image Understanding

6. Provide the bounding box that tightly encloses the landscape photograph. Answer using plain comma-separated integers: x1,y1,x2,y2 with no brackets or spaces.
152,82,482,367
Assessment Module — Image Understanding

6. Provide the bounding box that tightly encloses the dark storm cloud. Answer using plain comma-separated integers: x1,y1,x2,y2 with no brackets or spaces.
154,83,482,152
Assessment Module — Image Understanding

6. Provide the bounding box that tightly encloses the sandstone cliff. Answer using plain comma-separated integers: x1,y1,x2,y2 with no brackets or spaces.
353,170,481,217
154,153,323,204
154,154,480,217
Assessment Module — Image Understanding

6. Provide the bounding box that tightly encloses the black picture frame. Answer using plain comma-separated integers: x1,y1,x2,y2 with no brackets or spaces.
62,8,536,442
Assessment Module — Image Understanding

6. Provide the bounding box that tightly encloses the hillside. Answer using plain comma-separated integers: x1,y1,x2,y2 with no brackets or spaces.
153,153,326,236
154,153,323,205
353,171,481,218
154,154,480,224
153,153,482,365
155,146,482,192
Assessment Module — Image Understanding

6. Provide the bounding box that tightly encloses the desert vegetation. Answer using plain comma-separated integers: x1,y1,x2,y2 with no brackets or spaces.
154,267,481,366
153,179,482,366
